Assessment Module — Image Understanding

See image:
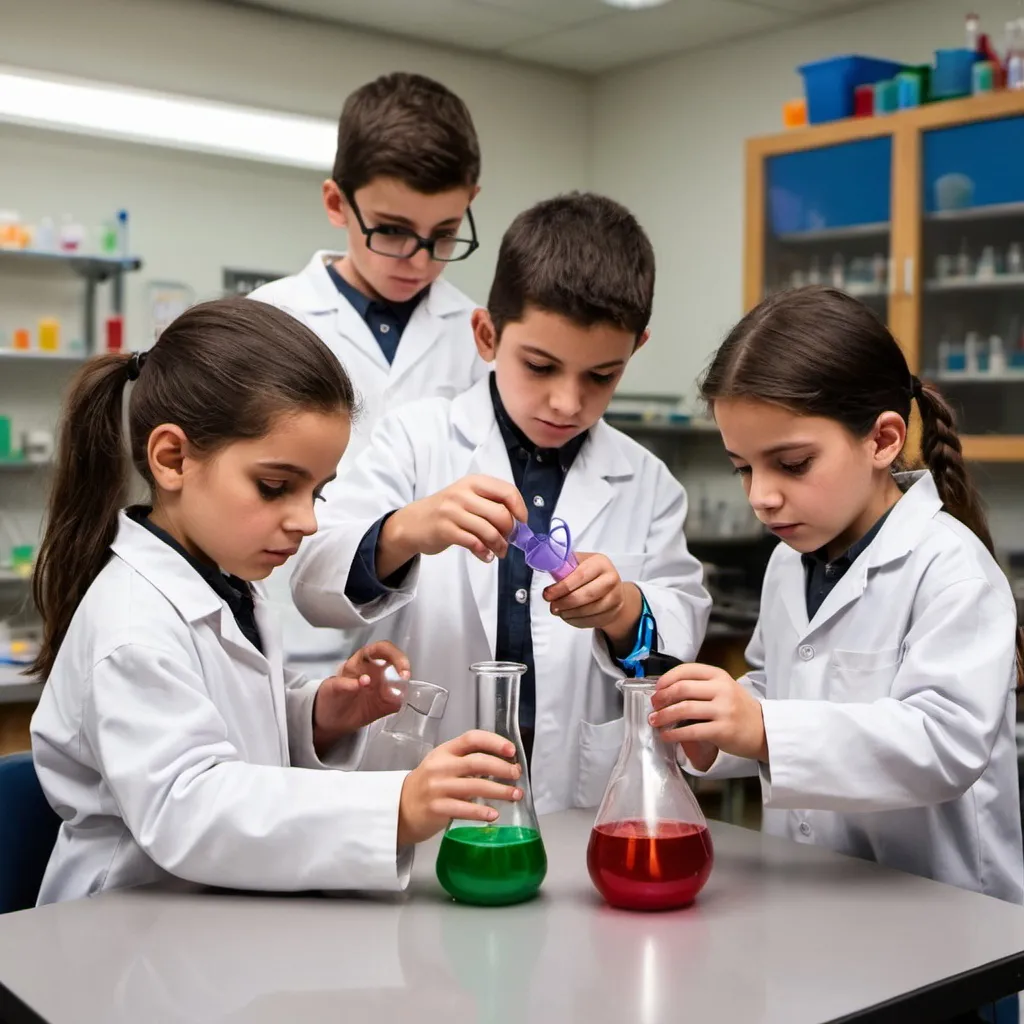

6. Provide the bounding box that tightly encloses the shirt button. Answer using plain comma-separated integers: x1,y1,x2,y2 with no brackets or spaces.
535,453,544,463
515,588,528,604
799,821,811,836
824,565,838,579
798,644,814,661
532,495,545,508
517,448,528,461
379,323,390,334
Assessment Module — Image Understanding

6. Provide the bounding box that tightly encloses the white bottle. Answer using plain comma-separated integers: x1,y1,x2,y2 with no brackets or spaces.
1009,20,1024,91
830,253,845,289
965,331,980,374
990,335,1007,375
977,245,997,280
808,256,822,286
34,216,56,252
1008,243,1023,277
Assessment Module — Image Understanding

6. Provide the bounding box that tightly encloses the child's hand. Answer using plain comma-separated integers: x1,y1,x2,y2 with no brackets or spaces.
312,641,411,754
649,664,768,768
378,475,528,575
543,554,642,646
397,730,524,846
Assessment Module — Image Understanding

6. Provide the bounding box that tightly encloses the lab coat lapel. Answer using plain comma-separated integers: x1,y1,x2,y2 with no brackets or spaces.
388,280,467,388
800,472,936,641
554,420,628,549
456,382,511,659
332,293,390,372
254,589,291,764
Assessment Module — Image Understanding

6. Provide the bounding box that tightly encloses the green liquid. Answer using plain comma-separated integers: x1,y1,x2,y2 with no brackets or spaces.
436,826,547,906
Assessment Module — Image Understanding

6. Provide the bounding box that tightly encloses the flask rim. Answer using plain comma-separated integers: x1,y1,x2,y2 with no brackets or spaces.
471,661,528,674
616,678,659,694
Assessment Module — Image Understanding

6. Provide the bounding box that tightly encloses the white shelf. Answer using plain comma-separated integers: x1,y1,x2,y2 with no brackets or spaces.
936,371,1024,384
0,570,31,584
0,460,52,471
927,201,1024,224
775,221,890,244
0,348,85,363
0,248,141,278
925,275,1024,292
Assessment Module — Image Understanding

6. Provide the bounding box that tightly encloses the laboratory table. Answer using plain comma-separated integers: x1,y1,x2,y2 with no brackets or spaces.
1,810,1024,1024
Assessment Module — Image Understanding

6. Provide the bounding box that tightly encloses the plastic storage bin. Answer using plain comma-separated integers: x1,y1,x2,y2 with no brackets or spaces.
798,55,905,124
932,48,977,100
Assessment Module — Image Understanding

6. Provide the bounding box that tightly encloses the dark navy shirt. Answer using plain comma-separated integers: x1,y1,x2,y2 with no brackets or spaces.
325,261,423,365
801,508,894,620
128,506,263,654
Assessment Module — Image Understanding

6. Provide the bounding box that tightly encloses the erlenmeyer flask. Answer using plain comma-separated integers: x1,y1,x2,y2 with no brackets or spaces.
436,662,547,906
587,679,713,911
360,679,449,771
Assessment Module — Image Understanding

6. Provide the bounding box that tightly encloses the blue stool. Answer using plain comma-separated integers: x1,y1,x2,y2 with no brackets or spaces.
0,752,61,913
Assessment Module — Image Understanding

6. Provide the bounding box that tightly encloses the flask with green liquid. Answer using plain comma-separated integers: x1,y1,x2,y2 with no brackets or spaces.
435,661,547,906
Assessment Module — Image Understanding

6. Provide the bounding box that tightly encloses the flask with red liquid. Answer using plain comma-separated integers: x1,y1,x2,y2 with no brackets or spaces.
587,678,713,911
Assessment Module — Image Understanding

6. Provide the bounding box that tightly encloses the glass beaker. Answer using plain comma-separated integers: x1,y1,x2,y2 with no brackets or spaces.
360,679,449,771
587,679,713,911
436,662,547,906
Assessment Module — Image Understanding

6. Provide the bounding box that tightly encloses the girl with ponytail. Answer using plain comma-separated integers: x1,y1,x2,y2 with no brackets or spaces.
30,297,522,905
649,286,1023,919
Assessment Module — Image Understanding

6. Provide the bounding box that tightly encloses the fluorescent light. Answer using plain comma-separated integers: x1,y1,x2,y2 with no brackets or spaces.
602,0,672,8
0,66,336,170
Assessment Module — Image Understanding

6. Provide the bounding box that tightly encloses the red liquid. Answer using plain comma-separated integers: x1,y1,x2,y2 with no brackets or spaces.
587,819,713,911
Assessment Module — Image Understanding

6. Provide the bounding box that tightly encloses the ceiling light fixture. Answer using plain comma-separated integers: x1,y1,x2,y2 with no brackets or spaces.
0,66,335,170
601,0,673,9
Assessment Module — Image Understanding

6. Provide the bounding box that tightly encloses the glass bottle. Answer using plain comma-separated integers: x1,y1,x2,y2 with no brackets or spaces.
436,662,547,906
587,679,714,911
359,679,449,771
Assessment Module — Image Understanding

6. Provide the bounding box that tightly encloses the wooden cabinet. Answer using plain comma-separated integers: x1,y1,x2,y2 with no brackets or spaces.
746,92,1024,461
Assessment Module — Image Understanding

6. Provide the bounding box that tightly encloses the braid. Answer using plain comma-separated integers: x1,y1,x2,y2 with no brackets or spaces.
917,381,1023,687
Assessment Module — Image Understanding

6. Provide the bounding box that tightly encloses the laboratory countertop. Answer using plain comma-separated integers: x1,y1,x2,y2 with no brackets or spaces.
1,811,1023,1024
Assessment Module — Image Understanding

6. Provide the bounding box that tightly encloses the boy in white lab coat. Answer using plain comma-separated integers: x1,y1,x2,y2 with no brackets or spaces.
249,72,488,675
291,192,712,814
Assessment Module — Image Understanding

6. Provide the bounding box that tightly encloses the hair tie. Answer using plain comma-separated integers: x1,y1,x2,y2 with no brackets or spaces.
910,375,924,400
126,351,149,381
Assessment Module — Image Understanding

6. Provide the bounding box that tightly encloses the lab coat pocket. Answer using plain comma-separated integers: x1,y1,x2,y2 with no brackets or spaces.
830,648,902,703
603,554,646,583
575,717,624,809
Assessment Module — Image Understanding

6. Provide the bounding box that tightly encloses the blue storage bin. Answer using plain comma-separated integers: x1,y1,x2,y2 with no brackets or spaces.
799,55,905,124
932,48,977,99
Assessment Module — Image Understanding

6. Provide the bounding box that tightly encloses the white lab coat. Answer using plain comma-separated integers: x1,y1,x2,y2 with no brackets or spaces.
290,376,712,815
689,472,1023,904
31,512,410,906
249,251,489,669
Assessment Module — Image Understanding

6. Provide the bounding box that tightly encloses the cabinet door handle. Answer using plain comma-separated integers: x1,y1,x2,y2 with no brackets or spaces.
904,256,915,297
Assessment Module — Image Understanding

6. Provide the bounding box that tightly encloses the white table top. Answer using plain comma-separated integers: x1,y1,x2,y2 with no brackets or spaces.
1,810,1024,1023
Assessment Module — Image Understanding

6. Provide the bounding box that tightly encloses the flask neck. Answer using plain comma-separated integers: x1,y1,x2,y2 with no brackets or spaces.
621,681,677,768
474,663,525,743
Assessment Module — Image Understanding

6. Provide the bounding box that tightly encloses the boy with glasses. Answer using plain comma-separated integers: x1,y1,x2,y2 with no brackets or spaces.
251,72,487,675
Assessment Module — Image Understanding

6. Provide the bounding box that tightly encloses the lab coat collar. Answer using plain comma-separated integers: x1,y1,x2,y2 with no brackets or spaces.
784,470,943,641
293,250,474,320
110,512,271,670
450,377,634,482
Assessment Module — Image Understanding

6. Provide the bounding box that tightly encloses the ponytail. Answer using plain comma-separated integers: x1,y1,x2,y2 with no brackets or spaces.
916,380,1024,687
30,354,132,680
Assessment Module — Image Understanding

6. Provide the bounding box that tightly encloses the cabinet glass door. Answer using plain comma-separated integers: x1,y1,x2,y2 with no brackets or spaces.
764,135,893,323
919,115,1024,435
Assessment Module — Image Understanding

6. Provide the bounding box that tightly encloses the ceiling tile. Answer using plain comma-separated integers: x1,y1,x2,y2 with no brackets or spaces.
241,0,547,50
504,0,789,73
737,0,888,13
465,0,612,30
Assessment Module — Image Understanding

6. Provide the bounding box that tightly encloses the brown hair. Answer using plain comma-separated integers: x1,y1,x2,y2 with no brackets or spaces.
332,72,480,194
701,285,1023,683
30,297,356,680
487,191,655,339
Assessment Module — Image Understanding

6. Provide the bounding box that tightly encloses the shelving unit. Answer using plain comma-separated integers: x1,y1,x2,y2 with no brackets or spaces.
746,89,1024,461
0,248,141,353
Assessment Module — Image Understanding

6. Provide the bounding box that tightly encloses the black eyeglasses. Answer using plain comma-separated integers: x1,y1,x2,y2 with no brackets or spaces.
342,187,479,263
